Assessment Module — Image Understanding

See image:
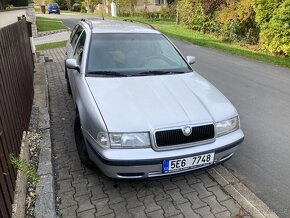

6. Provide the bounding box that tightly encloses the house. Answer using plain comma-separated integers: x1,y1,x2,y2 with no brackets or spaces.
95,0,168,15
99,0,168,13
134,0,168,12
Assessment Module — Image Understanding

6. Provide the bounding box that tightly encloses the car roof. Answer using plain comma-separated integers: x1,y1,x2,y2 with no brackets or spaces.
81,19,161,34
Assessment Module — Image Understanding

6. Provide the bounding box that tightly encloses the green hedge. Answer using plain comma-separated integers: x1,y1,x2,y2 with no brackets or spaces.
12,0,28,7
175,0,289,57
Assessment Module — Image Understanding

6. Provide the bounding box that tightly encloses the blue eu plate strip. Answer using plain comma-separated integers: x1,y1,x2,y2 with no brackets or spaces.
163,160,169,172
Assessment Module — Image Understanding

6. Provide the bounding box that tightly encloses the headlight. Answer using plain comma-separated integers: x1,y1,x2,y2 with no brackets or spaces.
216,116,240,137
96,132,110,148
96,132,151,148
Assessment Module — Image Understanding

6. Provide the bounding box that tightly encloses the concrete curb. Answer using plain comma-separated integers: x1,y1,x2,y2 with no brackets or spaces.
12,132,29,218
207,165,279,218
36,29,67,37
34,61,56,218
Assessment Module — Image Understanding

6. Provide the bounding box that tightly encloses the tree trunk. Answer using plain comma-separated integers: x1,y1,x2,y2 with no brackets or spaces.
164,0,168,7
0,0,6,10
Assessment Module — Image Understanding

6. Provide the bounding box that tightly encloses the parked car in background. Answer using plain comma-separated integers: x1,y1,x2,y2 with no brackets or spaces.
64,19,244,179
48,3,60,14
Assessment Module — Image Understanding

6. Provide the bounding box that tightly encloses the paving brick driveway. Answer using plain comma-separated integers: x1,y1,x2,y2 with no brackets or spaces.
43,48,251,218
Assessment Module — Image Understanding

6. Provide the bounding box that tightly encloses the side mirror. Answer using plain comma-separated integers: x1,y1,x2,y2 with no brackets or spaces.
66,59,80,72
186,56,196,65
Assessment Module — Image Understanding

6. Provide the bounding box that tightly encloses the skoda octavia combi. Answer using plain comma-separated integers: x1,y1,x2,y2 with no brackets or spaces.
65,19,244,179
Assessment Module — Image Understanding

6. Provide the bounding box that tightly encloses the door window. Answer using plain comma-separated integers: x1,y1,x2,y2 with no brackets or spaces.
70,25,79,42
71,26,84,48
74,31,86,65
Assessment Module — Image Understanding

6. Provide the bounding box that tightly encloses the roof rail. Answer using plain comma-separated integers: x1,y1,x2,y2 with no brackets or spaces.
123,19,155,30
81,18,93,29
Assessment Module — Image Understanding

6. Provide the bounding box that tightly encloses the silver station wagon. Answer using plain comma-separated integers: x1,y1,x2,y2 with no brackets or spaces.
65,19,244,179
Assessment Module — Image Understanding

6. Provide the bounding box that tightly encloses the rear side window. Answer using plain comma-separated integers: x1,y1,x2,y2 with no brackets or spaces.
74,31,86,65
49,3,58,7
71,26,83,48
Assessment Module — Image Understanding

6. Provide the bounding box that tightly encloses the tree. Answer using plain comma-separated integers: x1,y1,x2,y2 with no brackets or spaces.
0,0,5,10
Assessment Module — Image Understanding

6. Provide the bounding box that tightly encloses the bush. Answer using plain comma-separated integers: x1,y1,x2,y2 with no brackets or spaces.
253,0,280,25
202,0,226,15
116,0,136,16
160,5,176,19
128,11,160,19
257,0,290,56
191,0,218,34
217,0,258,44
80,1,86,13
55,0,68,10
72,3,81,12
12,0,28,7
177,0,193,27
160,7,170,19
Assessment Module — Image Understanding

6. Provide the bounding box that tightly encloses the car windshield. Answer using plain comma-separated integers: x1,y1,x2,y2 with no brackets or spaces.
49,3,58,7
86,33,191,76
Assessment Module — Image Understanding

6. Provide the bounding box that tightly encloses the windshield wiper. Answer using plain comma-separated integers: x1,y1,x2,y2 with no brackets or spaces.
87,71,128,77
134,71,186,76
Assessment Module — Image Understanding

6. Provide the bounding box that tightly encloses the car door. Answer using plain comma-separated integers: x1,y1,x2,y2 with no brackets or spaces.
69,30,87,101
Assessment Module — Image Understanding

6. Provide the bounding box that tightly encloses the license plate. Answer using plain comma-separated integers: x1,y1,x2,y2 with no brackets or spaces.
163,153,215,173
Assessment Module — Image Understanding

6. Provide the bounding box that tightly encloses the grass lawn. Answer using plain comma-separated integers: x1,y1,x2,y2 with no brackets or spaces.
155,24,290,68
36,40,67,51
36,16,67,32
116,16,290,68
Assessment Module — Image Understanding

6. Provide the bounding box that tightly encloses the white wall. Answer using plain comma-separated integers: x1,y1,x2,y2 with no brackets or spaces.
0,8,27,29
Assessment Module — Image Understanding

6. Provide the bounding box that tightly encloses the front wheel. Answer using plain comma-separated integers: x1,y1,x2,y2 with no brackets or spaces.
65,69,72,95
74,116,96,169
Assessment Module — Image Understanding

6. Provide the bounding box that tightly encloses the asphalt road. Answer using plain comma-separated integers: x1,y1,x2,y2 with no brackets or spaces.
174,40,290,218
43,13,290,217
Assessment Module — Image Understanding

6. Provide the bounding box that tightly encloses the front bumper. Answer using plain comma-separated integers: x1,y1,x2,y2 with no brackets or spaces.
48,9,60,13
84,129,244,179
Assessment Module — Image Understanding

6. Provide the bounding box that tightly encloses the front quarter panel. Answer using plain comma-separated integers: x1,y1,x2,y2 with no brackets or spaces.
75,75,108,140
73,27,108,140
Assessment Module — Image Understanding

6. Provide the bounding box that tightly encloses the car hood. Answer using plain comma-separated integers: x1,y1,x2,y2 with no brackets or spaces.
86,72,237,132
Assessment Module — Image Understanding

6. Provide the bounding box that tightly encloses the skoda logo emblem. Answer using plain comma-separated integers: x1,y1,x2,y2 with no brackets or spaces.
182,126,192,136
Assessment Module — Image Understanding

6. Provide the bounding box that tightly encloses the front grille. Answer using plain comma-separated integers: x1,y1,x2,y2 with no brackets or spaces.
155,124,215,147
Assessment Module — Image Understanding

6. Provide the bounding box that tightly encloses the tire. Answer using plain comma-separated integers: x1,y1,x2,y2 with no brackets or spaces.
64,63,68,79
66,71,72,95
74,116,96,169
